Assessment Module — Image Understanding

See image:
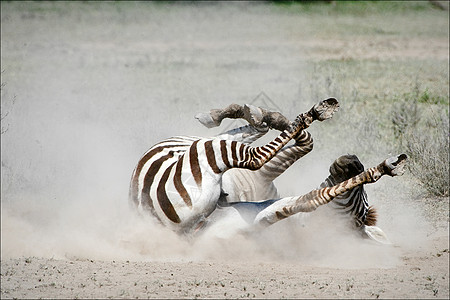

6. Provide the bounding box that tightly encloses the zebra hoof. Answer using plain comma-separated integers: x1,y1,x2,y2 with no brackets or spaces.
195,112,221,128
363,225,391,245
383,154,407,176
312,98,340,121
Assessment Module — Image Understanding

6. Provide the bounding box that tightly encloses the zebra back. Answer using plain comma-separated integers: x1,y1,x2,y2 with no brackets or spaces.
129,136,199,216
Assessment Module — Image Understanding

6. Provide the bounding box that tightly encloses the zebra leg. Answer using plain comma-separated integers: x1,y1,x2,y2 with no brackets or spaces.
213,108,309,155
219,130,314,203
201,99,338,130
253,154,407,229
196,98,337,172
239,98,339,171
195,103,291,131
256,130,314,182
195,103,262,129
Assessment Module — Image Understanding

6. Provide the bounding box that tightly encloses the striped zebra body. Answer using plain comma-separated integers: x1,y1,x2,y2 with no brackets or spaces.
130,131,310,233
130,98,340,234
130,131,311,233
129,137,270,232
130,99,406,244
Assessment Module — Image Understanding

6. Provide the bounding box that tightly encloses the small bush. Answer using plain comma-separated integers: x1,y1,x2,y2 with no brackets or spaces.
391,95,449,197
391,98,421,148
404,113,449,197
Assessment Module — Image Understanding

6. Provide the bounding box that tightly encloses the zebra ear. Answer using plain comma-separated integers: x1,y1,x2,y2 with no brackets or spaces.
363,225,391,245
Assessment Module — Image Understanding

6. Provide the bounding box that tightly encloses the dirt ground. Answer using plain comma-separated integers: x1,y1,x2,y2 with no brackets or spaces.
1,2,449,299
1,199,449,299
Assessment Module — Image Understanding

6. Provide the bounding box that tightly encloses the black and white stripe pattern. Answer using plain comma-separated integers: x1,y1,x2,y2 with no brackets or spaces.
257,130,314,181
130,124,310,232
220,129,314,204
130,133,300,231
318,155,375,228
129,99,407,245
129,99,340,233
252,153,407,229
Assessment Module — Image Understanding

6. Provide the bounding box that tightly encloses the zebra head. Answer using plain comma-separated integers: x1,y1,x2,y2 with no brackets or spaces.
323,154,391,244
329,154,365,184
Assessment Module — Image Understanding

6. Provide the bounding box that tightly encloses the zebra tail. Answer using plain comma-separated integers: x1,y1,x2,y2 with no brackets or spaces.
364,205,378,226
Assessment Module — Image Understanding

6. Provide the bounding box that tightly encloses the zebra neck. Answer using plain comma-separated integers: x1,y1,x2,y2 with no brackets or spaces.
321,175,369,227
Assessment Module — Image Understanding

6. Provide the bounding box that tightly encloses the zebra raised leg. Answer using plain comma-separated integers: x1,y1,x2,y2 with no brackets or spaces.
252,154,407,230
195,103,291,131
205,98,338,172
197,103,317,202
247,98,341,181
220,130,315,203
195,99,339,130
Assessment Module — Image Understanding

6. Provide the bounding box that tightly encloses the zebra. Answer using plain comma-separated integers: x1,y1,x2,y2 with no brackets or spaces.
129,99,406,242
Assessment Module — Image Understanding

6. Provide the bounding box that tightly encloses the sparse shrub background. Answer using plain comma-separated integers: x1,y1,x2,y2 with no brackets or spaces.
295,63,449,198
391,92,449,197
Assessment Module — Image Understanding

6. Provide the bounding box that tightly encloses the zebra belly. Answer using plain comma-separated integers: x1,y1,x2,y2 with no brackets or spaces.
222,168,279,203
227,200,279,223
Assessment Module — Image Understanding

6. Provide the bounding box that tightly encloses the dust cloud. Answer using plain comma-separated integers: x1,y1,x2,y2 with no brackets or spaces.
1,2,430,269
1,106,429,268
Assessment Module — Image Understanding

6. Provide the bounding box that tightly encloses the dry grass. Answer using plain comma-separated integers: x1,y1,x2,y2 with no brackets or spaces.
405,124,449,197
397,105,449,197
387,84,449,197
297,64,449,197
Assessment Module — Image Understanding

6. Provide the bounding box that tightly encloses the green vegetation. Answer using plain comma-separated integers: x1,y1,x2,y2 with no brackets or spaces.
271,0,439,15
417,88,448,105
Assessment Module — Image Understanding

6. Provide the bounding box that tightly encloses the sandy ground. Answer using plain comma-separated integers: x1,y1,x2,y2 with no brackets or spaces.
0,240,449,299
1,199,449,299
1,2,449,299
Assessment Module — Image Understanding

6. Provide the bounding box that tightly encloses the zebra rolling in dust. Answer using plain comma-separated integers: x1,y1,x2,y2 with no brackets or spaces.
129,99,407,244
